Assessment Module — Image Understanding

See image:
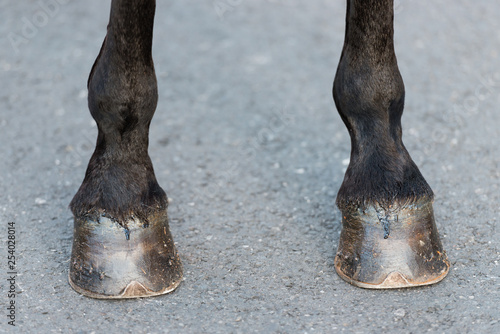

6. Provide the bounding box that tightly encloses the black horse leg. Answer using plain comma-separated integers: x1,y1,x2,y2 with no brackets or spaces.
69,0,182,298
333,0,449,288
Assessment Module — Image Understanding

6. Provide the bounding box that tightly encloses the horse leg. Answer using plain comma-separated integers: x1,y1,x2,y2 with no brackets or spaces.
69,0,182,298
333,0,450,288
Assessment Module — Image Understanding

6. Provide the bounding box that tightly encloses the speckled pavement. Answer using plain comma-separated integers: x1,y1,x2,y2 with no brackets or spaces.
1,0,499,332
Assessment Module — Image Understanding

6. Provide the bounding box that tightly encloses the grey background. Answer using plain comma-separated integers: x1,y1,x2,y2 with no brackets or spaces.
1,0,499,333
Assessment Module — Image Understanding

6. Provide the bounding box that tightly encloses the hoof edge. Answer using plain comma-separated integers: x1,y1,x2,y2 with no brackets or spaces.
69,275,181,299
334,261,450,289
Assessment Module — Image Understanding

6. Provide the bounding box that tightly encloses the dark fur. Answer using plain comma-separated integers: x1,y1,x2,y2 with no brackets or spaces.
333,0,433,211
70,0,166,225
71,0,434,224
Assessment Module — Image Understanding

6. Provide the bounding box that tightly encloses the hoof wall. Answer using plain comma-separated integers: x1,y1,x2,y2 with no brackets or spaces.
69,212,183,299
335,198,450,289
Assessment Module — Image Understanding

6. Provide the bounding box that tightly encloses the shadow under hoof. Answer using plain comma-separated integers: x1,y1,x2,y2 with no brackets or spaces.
69,211,183,299
334,198,450,289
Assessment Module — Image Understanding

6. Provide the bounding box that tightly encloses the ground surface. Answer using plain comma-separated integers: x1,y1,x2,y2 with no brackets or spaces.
1,0,499,333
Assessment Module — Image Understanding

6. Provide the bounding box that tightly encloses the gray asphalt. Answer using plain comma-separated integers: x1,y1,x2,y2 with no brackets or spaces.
1,0,499,333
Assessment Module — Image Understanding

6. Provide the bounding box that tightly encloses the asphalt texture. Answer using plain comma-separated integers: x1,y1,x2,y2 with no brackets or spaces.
1,0,500,333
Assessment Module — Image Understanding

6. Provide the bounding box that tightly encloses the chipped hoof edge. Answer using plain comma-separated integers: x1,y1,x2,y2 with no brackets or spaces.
69,211,183,299
334,198,450,289
335,267,449,290
69,276,181,299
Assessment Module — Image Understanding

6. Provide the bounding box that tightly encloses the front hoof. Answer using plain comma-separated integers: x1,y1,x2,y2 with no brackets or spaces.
69,212,183,299
334,198,450,289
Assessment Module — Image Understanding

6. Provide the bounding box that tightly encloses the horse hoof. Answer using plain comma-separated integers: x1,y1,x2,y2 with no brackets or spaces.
69,211,183,299
334,198,450,289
